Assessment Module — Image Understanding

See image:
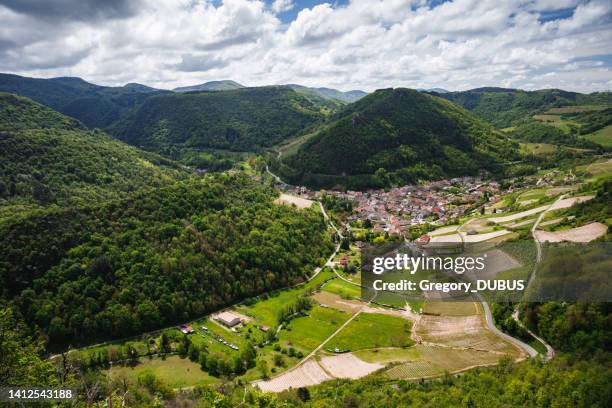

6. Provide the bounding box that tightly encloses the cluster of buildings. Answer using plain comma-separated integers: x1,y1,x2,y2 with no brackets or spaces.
286,177,506,236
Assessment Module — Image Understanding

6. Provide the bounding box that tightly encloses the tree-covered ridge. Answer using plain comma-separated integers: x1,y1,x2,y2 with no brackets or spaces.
112,86,327,152
0,73,168,129
440,87,612,128
0,174,333,346
0,94,187,210
0,92,82,131
278,88,519,189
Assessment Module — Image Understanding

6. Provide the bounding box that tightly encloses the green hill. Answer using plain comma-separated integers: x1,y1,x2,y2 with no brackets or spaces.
0,73,168,128
173,80,245,92
0,93,186,211
112,86,327,151
286,84,367,104
440,87,612,128
277,88,519,189
0,174,332,345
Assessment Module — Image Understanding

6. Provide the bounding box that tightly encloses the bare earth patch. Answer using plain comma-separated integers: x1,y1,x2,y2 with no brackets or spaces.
429,225,459,236
274,193,314,209
464,248,522,280
430,233,462,243
462,230,513,243
319,353,383,379
534,222,608,243
253,359,332,392
312,291,362,313
416,314,519,356
545,187,574,196
548,195,594,211
488,205,549,223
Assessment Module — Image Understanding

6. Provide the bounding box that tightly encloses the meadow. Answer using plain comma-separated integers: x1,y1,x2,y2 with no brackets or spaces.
326,313,413,351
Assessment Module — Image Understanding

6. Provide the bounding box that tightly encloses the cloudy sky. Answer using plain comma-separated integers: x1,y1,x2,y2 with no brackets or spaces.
0,0,610,92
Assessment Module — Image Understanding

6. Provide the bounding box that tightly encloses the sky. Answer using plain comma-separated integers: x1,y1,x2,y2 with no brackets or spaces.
0,0,610,92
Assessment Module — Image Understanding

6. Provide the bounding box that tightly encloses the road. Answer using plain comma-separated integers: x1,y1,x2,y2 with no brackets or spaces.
455,217,540,358
507,195,566,361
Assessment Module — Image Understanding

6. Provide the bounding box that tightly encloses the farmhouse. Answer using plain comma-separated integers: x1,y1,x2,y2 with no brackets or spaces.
215,311,242,328
178,324,194,334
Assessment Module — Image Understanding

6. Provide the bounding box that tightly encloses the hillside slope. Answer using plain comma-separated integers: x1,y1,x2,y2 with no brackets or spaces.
173,80,245,92
440,87,612,128
0,174,333,345
0,73,168,128
0,93,186,210
113,86,327,151
278,88,518,189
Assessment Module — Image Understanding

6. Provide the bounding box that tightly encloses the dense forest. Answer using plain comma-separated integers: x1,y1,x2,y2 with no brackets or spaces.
112,86,328,152
277,88,519,189
0,173,333,346
0,94,187,211
440,87,612,128
0,74,167,129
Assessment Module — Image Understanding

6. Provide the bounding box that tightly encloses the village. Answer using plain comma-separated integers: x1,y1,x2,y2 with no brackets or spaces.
282,176,517,236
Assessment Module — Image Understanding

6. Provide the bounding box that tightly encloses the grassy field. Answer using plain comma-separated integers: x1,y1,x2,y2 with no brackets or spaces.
326,313,413,351
353,347,419,363
106,356,216,388
519,142,559,155
321,277,362,300
583,124,612,147
278,305,350,353
237,269,335,326
578,158,612,182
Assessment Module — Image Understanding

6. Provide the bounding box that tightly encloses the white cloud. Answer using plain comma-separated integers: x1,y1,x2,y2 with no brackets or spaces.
271,0,294,14
0,0,609,93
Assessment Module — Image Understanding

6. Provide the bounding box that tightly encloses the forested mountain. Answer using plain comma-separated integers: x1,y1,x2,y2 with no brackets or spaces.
0,73,168,128
112,86,328,151
276,88,519,189
0,174,333,345
286,84,367,103
0,93,186,211
173,80,245,92
439,87,612,128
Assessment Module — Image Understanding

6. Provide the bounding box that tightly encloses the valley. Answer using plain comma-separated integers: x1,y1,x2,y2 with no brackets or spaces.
1,76,610,407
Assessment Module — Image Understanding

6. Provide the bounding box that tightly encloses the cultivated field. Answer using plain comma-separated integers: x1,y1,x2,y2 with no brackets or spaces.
429,225,459,236
421,301,480,316
535,222,608,243
462,229,513,243
319,353,383,379
488,205,549,223
416,304,520,356
549,195,594,210
312,291,362,312
385,345,505,380
254,359,332,392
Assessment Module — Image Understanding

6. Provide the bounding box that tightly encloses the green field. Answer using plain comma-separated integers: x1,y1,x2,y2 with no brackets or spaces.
278,305,350,353
106,356,216,388
321,277,362,299
354,347,420,363
237,269,335,326
326,313,413,351
519,142,559,155
583,124,612,147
